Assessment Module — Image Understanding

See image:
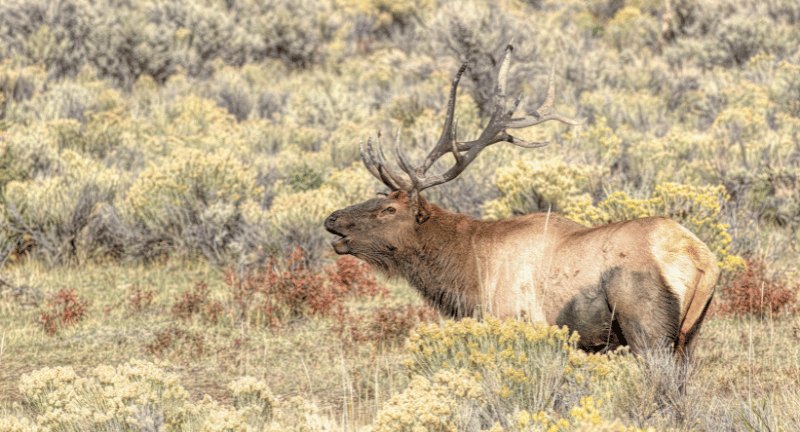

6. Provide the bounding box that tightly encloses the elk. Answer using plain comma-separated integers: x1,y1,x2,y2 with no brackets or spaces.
325,45,719,357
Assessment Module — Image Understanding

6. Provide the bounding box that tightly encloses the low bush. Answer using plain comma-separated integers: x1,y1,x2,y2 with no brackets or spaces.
391,318,652,431
2,150,120,265
146,325,206,358
224,250,386,329
347,304,438,345
38,287,89,335
716,258,797,317
122,147,260,263
127,284,154,313
11,360,329,431
171,282,224,324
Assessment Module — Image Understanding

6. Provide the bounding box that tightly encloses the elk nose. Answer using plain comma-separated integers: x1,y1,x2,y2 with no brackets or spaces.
325,211,340,229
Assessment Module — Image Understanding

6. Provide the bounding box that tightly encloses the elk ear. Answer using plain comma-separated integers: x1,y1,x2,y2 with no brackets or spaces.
411,191,430,224
415,205,430,224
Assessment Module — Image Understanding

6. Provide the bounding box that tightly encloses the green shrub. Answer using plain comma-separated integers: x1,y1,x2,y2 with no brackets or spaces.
0,124,60,195
428,0,537,117
232,0,339,68
397,318,648,431
122,148,260,262
87,2,180,88
203,66,254,121
604,6,660,52
483,156,603,219
2,150,121,264
0,0,95,79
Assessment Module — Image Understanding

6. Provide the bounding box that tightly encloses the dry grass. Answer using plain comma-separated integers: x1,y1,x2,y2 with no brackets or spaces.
1,259,799,430
0,259,421,424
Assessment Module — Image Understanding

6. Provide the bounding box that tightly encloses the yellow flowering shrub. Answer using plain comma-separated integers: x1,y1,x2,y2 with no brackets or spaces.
483,158,602,220
228,376,276,425
262,161,377,257
373,369,485,432
604,7,659,52
399,319,648,431
4,149,122,228
266,396,338,432
10,361,337,432
323,161,384,203
163,95,245,153
574,116,622,166
510,397,653,432
19,360,190,431
187,396,250,432
188,383,335,432
623,130,709,185
0,124,60,190
0,414,37,432
123,148,259,226
407,318,581,414
265,185,341,257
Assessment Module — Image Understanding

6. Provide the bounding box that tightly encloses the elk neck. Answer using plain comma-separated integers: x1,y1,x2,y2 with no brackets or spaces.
393,204,481,318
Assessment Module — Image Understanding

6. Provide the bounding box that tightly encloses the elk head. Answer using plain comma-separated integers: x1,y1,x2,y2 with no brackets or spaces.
325,44,581,265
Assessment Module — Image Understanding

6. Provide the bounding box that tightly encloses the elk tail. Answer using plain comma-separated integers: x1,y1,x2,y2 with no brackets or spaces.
675,250,720,360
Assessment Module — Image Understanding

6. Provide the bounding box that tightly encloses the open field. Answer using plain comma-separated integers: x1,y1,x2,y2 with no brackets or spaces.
1,260,799,430
1,0,799,430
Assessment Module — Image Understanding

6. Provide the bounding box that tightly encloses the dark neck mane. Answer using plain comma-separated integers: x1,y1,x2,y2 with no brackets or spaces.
393,205,481,318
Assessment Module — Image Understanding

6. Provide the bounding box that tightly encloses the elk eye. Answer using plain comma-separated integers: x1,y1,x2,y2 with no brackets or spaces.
382,206,396,214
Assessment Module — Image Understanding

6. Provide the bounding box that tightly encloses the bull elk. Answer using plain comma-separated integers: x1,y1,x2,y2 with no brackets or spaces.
325,45,719,356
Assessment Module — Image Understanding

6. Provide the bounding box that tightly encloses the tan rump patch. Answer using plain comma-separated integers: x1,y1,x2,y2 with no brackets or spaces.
649,221,701,314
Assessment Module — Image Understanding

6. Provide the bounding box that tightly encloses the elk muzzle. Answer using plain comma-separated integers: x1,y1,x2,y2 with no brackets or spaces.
325,210,351,254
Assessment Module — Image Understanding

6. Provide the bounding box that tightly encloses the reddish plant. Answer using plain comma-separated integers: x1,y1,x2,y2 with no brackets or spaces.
222,249,436,345
717,259,796,317
171,282,224,324
224,249,389,330
338,304,439,345
128,285,154,313
38,288,89,335
326,255,386,298
146,325,206,357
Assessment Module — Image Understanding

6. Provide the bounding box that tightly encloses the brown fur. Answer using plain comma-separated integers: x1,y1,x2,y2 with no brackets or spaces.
325,191,720,355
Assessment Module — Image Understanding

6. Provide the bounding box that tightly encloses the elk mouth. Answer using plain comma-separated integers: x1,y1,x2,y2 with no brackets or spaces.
331,235,351,254
325,226,352,255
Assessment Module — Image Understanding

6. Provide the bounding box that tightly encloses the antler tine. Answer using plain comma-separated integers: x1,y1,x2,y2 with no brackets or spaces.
451,119,464,165
360,139,382,180
375,133,413,190
362,135,408,191
506,64,583,128
495,44,513,112
506,136,550,149
421,62,468,172
393,132,419,186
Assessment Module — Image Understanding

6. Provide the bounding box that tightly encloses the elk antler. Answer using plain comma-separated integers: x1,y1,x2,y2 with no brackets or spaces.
361,44,582,197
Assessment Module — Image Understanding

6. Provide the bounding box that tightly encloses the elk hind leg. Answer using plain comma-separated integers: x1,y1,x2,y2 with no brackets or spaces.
608,269,681,355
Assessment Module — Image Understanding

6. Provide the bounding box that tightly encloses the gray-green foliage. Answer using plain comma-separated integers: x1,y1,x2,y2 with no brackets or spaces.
0,0,798,269
0,0,337,87
0,0,95,79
